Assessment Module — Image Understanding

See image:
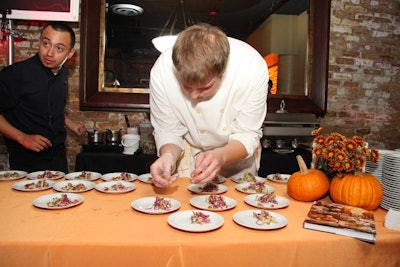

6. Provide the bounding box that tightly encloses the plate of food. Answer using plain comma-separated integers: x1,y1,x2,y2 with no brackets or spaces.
167,210,224,232
101,172,138,182
27,170,65,180
65,171,102,181
12,179,55,192
231,172,266,183
233,210,288,230
32,193,84,210
0,170,28,181
131,196,181,214
53,180,95,193
95,181,136,193
210,175,226,184
244,193,290,209
138,173,153,184
235,182,275,194
189,195,237,211
188,183,228,195
266,173,291,183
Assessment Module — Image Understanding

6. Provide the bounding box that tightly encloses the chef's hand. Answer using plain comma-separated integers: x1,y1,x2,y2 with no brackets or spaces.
150,153,179,188
190,150,223,184
19,134,52,152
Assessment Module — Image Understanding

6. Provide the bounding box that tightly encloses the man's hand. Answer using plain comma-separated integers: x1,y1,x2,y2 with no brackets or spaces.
150,153,178,188
19,134,52,152
190,150,223,184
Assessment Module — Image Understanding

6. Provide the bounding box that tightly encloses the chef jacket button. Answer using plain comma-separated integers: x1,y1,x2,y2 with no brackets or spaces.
200,130,205,134
196,109,201,114
223,127,227,131
220,108,224,113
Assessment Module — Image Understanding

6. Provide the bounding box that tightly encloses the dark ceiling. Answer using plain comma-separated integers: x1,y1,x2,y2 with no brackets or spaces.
106,0,309,49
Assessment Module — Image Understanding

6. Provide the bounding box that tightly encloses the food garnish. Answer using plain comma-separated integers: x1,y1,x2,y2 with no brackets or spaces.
47,194,79,208
103,182,132,192
271,173,288,182
112,172,132,181
0,171,20,179
191,211,211,225
75,171,92,180
61,182,87,191
256,193,278,207
200,182,218,192
243,182,266,193
253,210,277,225
38,170,60,179
24,180,50,189
150,196,172,210
238,172,257,182
207,194,228,209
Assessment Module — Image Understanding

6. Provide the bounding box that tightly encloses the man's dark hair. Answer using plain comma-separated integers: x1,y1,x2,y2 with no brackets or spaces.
41,22,76,49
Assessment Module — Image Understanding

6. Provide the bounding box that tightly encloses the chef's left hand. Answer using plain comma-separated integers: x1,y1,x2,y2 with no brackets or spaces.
190,150,223,184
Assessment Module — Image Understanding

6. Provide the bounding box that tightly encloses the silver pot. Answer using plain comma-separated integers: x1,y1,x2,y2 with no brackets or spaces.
106,129,122,144
87,130,105,144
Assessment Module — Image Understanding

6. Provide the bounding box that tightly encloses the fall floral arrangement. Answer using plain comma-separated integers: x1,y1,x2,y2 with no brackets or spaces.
311,127,380,178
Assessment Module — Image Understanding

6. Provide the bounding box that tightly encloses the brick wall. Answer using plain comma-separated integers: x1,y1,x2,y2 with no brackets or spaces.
0,0,399,171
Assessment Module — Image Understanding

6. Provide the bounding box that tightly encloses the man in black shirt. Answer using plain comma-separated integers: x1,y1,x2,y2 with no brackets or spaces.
0,22,86,173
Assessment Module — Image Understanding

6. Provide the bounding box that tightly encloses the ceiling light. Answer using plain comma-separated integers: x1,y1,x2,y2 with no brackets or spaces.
110,3,143,16
152,0,194,53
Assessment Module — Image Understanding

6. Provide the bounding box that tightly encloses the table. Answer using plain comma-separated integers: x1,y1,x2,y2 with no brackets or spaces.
0,177,399,267
75,151,158,174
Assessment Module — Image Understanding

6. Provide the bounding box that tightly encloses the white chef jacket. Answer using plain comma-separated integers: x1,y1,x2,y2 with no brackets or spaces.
150,37,269,177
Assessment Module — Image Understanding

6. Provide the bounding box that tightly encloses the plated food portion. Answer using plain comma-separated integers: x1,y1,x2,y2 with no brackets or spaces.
244,193,290,209
28,170,65,180
190,195,237,211
12,179,55,192
53,180,95,193
65,171,102,181
32,193,84,209
167,210,224,232
266,173,291,183
233,210,288,230
187,183,228,195
102,172,138,182
138,173,153,184
231,172,266,183
0,170,28,181
95,181,136,193
235,182,275,194
131,196,181,214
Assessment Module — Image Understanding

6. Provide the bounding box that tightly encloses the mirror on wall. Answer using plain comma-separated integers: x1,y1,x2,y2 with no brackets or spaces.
80,0,330,116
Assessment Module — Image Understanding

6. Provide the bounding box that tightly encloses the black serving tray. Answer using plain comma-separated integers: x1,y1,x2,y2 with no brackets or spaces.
82,143,123,153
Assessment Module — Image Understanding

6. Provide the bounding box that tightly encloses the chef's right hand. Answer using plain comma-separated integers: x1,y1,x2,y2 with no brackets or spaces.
19,134,52,152
150,153,178,188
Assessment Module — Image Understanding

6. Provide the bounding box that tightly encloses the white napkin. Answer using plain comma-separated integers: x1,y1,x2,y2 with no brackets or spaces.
384,209,400,231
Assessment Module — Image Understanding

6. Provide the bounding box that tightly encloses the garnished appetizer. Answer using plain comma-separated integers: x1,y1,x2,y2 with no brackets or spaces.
271,173,288,182
75,171,92,180
0,171,20,179
150,196,172,211
256,192,278,207
112,172,132,181
253,210,277,225
24,180,50,190
207,194,228,209
103,182,132,192
238,172,257,182
191,211,211,225
243,182,266,193
38,170,60,179
47,194,79,208
61,182,87,191
200,182,218,193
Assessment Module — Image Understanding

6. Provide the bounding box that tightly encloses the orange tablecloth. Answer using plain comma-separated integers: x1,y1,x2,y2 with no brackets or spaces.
0,177,399,267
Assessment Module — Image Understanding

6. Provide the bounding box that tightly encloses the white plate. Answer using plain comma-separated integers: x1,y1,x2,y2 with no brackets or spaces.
0,170,28,181
138,173,153,184
53,180,95,193
266,173,291,183
211,175,226,184
244,194,290,209
131,196,181,214
65,171,102,181
233,210,288,230
167,210,224,232
188,183,228,195
12,179,55,192
32,193,84,210
189,195,237,211
101,172,138,182
27,170,65,180
95,181,136,193
231,174,266,183
235,182,275,194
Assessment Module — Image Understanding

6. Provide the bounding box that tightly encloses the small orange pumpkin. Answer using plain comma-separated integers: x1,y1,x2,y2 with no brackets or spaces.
287,155,330,201
330,172,383,210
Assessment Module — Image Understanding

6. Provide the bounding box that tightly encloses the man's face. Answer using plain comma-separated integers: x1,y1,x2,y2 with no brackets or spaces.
38,26,75,73
180,76,222,103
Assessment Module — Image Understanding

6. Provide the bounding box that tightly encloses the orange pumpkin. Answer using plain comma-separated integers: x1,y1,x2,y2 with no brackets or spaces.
287,155,330,201
330,172,383,210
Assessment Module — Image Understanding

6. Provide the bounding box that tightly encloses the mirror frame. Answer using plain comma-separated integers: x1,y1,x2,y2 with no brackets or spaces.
79,0,330,116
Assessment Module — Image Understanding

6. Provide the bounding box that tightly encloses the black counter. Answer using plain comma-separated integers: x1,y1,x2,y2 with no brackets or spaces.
75,151,158,175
